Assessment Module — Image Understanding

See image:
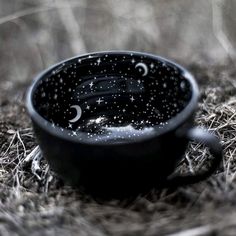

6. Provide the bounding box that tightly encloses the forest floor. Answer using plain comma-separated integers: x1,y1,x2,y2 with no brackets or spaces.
1,62,236,236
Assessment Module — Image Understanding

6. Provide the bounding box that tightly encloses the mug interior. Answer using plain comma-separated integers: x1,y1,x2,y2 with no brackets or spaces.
32,52,193,143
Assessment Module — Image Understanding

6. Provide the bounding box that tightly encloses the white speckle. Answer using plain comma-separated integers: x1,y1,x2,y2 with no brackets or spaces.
130,96,135,102
180,81,186,90
96,98,104,105
89,81,94,88
97,58,101,65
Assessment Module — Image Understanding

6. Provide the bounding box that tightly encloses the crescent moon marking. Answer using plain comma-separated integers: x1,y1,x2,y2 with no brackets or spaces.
69,105,82,123
135,62,148,76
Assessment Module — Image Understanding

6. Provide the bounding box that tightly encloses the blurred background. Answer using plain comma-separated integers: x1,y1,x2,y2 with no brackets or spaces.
1,1,236,235
0,0,235,89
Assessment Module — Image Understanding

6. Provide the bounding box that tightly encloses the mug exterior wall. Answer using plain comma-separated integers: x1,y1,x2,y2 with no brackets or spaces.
32,117,193,195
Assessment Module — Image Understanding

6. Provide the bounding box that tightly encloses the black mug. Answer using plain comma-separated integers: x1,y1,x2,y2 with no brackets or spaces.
26,51,222,196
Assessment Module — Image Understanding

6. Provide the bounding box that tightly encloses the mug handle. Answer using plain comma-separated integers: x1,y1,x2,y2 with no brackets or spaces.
166,127,223,187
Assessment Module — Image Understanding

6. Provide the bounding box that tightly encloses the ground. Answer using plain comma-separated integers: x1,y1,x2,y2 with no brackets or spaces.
1,1,236,235
1,62,236,236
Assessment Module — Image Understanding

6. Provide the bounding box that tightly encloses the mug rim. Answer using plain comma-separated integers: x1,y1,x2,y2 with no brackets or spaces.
26,50,199,146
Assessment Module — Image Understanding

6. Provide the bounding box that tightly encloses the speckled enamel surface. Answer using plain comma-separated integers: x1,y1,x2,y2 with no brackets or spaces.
33,52,192,143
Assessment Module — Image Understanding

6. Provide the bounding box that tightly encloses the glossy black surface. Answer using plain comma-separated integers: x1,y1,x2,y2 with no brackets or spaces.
32,53,191,144
27,51,222,197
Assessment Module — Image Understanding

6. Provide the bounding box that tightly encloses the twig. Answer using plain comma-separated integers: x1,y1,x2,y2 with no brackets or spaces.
56,0,87,53
212,0,236,62
167,225,214,236
0,2,85,26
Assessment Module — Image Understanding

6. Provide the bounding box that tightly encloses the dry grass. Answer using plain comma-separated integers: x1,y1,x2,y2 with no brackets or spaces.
1,0,236,235
1,63,236,236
